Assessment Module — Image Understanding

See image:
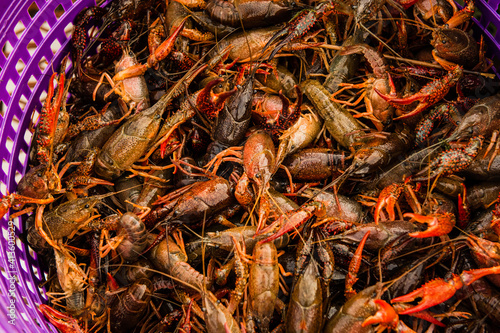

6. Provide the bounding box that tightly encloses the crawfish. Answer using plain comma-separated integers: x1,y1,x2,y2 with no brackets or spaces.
52,244,88,315
351,124,414,176
376,65,463,120
247,241,280,333
286,259,323,333
413,135,483,181
148,236,208,289
274,111,322,169
145,176,233,228
205,0,293,28
323,283,382,333
65,102,123,163
264,0,350,60
106,49,153,108
105,212,148,262
300,79,364,149
95,64,206,180
280,148,347,181
29,194,106,250
204,62,256,160
94,92,169,179
337,43,394,129
431,28,479,68
202,288,241,333
109,278,153,332
324,32,363,94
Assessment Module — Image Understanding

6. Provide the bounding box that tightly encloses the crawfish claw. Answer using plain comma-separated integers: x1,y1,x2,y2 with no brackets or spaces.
362,299,398,329
405,212,455,238
374,184,403,224
391,274,463,315
39,304,84,333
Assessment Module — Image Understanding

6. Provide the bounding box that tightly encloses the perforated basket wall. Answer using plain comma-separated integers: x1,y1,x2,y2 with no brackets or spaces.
0,0,500,332
0,1,105,331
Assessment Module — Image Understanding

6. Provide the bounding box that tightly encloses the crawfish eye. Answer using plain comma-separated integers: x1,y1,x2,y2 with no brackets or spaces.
85,204,90,208
37,172,42,177
442,39,447,44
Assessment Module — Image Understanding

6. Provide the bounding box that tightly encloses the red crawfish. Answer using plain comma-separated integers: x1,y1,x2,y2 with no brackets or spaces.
413,135,483,181
39,305,85,333
376,66,463,120
264,0,351,60
391,265,500,315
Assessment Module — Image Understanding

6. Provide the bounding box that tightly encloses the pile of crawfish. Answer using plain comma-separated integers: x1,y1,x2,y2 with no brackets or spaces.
5,0,500,331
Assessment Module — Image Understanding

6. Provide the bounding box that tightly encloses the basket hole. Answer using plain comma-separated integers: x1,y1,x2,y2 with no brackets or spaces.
18,149,27,165
0,101,6,117
64,22,74,38
7,79,16,96
50,39,62,55
39,90,47,104
28,74,37,90
11,114,20,132
0,266,7,279
12,216,20,230
15,21,26,39
28,2,40,19
0,181,6,195
38,286,48,300
6,137,13,153
18,95,28,112
16,58,26,74
54,4,65,19
474,9,481,21
40,21,50,38
1,227,9,242
2,159,8,175
20,312,28,323
24,128,33,146
38,56,48,72
28,246,37,260
487,22,497,37
32,266,40,280
25,281,35,295
15,171,22,184
2,40,13,60
27,39,37,56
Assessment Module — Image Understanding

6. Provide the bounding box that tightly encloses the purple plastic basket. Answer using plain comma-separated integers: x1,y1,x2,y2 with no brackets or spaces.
0,0,499,332
0,1,107,331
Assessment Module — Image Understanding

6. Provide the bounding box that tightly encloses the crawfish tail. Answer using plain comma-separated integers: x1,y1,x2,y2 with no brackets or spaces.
340,44,387,78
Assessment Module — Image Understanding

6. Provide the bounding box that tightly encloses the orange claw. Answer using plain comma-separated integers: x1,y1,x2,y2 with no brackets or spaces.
345,230,370,298
256,201,325,244
147,17,187,69
362,299,399,330
39,304,84,333
392,274,463,315
374,183,404,224
405,212,455,238
392,266,500,315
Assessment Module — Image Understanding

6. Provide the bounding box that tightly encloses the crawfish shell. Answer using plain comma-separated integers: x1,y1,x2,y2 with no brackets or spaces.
432,28,479,68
